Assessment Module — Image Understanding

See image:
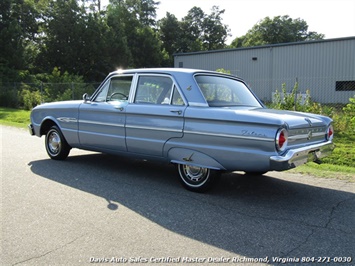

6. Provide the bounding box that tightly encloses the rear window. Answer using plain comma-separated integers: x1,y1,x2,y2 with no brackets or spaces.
195,75,262,107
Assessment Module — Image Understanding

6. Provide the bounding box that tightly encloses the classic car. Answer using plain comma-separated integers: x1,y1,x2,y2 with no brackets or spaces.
29,68,334,192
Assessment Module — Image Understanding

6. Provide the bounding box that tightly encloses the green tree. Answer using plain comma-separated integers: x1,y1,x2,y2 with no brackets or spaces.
158,12,183,66
179,7,205,52
105,3,132,69
80,0,103,12
132,26,163,67
230,15,324,48
201,6,230,50
80,12,117,81
124,0,159,27
36,0,87,74
0,0,40,82
108,0,162,68
36,0,132,81
169,6,230,53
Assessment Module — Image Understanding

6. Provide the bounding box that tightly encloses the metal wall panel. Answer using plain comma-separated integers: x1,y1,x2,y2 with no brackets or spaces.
174,37,355,103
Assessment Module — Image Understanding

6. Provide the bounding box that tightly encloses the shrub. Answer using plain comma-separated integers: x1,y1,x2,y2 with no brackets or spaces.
342,95,355,133
216,68,231,74
20,88,42,110
270,82,340,118
0,87,19,107
271,82,312,112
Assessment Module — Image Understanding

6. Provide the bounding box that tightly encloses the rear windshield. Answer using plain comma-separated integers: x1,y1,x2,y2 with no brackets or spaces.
195,75,262,107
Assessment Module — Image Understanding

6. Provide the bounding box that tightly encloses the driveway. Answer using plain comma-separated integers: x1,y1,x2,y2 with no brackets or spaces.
1,125,354,265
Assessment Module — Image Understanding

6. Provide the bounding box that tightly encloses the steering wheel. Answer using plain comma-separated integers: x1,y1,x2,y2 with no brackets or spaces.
109,92,128,101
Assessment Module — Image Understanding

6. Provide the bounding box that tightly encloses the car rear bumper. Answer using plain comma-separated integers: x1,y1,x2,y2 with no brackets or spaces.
270,141,335,171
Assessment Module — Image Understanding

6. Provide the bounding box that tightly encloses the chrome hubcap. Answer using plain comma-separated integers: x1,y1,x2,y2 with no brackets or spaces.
48,131,61,154
183,165,208,182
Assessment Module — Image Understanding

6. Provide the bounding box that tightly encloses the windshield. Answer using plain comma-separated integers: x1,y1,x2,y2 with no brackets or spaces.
195,75,262,107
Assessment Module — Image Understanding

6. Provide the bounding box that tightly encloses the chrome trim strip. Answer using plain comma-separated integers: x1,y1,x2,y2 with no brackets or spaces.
288,132,325,141
79,119,124,128
80,119,182,132
125,124,182,133
184,130,274,142
57,117,78,123
188,102,209,107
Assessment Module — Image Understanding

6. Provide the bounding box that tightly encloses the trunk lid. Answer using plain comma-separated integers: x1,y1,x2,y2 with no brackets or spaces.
248,108,331,147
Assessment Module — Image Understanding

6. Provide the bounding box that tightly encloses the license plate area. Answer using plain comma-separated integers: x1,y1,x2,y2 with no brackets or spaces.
308,150,321,163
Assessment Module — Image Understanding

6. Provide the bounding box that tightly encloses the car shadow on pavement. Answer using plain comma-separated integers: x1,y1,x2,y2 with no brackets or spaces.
28,152,355,261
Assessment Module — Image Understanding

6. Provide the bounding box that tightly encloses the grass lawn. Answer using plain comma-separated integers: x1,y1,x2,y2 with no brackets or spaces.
289,163,355,182
0,107,31,127
1,107,354,181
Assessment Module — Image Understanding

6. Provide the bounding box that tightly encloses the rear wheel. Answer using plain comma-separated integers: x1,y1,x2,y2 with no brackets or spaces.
177,164,219,192
45,125,70,160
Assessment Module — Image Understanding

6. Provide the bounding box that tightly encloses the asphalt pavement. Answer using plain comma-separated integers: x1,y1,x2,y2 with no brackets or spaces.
1,125,354,265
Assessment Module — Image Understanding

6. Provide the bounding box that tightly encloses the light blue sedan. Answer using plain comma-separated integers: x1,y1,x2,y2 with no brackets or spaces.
29,68,334,192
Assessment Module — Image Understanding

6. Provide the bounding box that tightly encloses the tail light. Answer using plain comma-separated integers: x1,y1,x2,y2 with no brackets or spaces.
276,128,288,152
326,125,334,141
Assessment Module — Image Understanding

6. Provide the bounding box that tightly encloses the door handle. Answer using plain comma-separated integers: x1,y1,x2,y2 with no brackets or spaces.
114,106,124,111
170,109,182,115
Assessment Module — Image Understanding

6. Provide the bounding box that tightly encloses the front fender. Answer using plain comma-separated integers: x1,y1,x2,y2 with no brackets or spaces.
168,148,226,170
35,116,79,146
30,114,58,137
39,116,63,135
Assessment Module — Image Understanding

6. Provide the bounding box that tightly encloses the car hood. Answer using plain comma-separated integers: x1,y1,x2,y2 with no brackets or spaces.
33,100,82,110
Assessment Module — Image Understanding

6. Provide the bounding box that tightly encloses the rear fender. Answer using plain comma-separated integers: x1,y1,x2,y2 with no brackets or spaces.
168,148,225,170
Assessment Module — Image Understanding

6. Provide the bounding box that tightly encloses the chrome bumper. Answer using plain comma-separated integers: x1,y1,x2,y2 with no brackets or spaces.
28,124,35,136
270,141,335,171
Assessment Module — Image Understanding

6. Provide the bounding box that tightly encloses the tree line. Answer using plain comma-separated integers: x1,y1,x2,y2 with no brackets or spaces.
1,0,324,84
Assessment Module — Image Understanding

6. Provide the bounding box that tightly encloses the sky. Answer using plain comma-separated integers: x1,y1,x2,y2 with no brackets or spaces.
102,0,355,44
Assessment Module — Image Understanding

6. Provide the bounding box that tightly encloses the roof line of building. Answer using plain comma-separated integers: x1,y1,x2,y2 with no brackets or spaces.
173,36,355,57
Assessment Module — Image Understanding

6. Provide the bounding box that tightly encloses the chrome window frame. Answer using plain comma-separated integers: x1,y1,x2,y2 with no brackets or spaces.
91,74,135,103
130,73,187,106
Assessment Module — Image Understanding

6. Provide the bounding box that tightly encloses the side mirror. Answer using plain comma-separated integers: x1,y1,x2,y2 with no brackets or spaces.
83,93,90,103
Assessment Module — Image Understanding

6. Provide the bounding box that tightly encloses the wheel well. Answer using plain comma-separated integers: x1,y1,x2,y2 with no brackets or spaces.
40,120,58,136
168,148,225,170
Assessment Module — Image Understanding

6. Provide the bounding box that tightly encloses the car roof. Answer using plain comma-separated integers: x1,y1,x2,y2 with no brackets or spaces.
109,68,221,76
105,68,243,106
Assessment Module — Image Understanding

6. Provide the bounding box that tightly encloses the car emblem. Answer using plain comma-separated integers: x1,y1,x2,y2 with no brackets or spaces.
307,130,313,140
305,118,312,127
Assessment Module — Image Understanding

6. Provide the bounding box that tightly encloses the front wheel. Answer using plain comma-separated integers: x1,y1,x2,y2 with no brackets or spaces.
45,125,71,160
177,164,219,192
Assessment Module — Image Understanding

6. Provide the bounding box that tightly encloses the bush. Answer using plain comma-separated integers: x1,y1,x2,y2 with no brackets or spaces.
20,88,42,110
268,83,355,135
270,86,354,168
0,67,89,108
342,95,355,133
0,87,19,108
271,82,315,112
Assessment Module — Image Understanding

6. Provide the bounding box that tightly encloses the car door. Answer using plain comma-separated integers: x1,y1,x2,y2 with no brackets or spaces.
125,74,186,157
78,75,133,152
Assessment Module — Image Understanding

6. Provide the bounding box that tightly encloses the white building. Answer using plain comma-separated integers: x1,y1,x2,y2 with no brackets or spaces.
174,37,355,104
